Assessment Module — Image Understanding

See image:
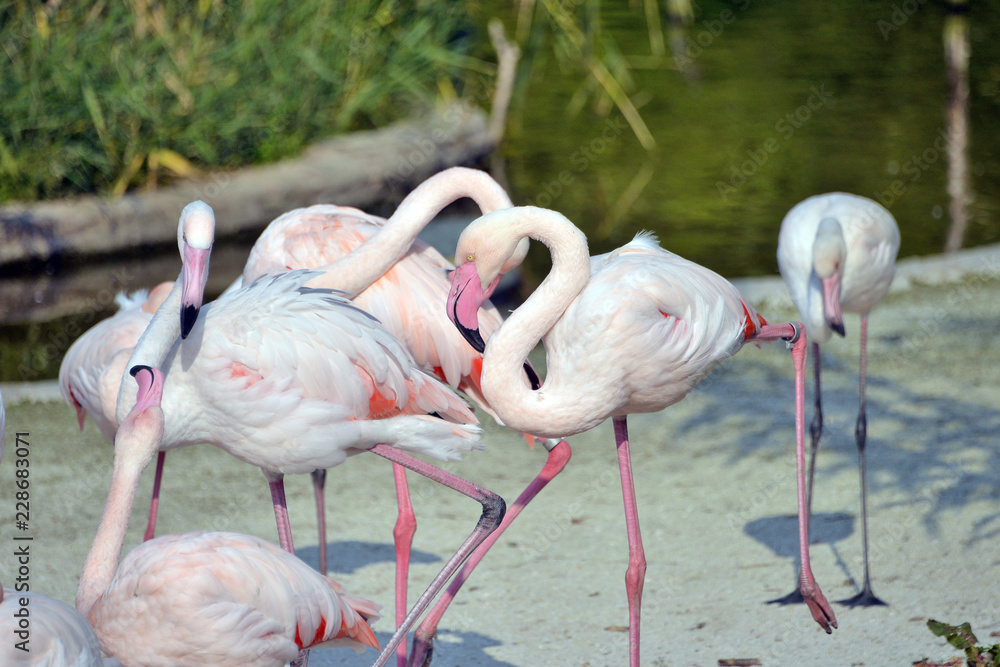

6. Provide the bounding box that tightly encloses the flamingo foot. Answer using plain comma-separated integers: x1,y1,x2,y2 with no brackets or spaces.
802,583,838,633
406,632,435,667
837,583,888,607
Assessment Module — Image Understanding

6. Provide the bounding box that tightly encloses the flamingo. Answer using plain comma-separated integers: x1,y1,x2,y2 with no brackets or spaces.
238,166,571,664
0,584,117,666
112,202,505,667
59,282,174,541
445,205,837,666
76,365,380,666
777,192,900,607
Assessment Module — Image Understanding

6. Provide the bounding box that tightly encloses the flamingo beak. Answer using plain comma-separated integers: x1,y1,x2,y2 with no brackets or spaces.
820,270,845,337
130,365,164,411
447,263,486,353
180,246,211,339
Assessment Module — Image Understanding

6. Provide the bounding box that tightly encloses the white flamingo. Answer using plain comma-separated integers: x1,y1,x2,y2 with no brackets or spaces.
444,205,837,666
777,192,900,606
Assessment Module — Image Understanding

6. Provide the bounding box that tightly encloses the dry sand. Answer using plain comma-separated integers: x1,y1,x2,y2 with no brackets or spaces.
1,244,998,666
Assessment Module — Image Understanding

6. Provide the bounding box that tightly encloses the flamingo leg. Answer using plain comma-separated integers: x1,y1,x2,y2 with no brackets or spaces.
311,469,328,575
752,323,837,631
268,477,296,554
407,439,572,667
612,417,645,667
369,444,505,667
267,476,310,666
838,315,888,607
771,341,823,605
393,463,416,667
143,451,166,542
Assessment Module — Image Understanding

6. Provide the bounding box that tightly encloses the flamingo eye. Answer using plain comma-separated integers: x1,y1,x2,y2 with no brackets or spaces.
466,253,475,262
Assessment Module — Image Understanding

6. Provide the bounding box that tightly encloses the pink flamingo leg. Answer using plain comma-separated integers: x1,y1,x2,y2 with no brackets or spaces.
142,451,166,542
268,476,310,667
268,477,296,554
393,462,416,667
613,417,645,667
311,469,328,575
369,444,505,667
752,322,837,632
407,439,572,667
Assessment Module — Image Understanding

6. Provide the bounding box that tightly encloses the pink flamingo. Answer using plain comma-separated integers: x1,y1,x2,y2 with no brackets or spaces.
446,206,837,666
239,166,571,663
777,192,900,607
76,365,380,666
59,282,174,541
113,202,505,667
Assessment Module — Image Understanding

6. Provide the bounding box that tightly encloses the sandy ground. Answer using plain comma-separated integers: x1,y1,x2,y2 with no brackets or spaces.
1,244,998,666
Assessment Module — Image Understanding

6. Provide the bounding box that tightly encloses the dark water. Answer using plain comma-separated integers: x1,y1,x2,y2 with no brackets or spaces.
2,0,997,382
499,0,997,278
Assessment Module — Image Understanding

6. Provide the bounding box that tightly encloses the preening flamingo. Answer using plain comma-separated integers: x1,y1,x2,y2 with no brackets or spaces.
113,202,505,667
446,206,837,666
76,365,380,666
239,166,570,664
59,282,174,541
1,584,116,666
777,192,900,607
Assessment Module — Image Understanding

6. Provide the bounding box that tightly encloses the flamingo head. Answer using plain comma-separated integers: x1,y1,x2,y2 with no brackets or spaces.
447,215,530,353
115,365,166,463
178,201,215,339
813,218,847,337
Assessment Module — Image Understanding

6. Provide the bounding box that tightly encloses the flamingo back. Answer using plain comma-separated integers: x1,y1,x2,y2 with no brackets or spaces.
549,233,760,419
89,531,379,666
163,271,481,474
241,205,507,420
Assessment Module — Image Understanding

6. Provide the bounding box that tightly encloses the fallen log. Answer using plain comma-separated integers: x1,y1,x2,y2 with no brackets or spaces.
0,103,494,269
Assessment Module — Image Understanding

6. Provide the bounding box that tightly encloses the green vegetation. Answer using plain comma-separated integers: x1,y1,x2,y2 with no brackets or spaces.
920,620,1000,667
0,0,475,201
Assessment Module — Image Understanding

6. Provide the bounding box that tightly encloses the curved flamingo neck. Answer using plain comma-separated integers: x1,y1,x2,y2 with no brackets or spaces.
479,208,593,435
306,169,513,295
76,417,159,620
115,277,183,424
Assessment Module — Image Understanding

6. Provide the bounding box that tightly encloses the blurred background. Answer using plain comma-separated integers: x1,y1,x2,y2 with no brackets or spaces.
1,0,995,381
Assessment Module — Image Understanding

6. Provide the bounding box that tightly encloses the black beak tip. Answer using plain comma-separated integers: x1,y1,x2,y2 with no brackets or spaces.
523,361,541,390
831,321,846,337
458,323,486,354
181,305,199,339
129,364,152,377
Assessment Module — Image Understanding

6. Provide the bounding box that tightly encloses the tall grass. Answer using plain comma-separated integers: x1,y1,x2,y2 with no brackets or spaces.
0,0,473,201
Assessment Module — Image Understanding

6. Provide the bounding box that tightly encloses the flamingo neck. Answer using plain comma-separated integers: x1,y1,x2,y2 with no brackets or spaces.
115,276,182,424
308,170,513,295
480,209,593,436
76,429,155,621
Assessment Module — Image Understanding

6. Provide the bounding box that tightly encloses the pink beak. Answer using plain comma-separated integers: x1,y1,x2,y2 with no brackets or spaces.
447,263,487,353
131,365,164,411
820,270,846,337
180,246,210,339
